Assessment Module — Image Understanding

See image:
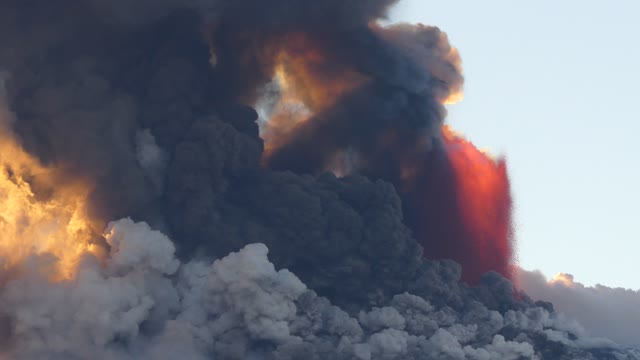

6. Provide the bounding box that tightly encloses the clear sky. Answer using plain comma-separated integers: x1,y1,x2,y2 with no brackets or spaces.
390,1,640,290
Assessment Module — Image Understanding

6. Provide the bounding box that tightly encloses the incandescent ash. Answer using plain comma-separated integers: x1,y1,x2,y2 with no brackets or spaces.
0,0,637,359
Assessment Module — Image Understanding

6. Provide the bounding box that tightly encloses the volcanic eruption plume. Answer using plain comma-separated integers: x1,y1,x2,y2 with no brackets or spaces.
234,16,514,282
0,0,637,359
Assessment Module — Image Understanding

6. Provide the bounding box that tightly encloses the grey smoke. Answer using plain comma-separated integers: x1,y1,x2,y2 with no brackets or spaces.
517,268,640,348
136,129,167,191
1,219,635,359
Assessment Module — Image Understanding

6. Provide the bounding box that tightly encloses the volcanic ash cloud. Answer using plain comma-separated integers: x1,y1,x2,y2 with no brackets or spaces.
0,0,637,359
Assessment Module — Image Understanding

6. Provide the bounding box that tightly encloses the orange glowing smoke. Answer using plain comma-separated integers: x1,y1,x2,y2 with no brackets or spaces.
551,273,576,287
272,33,366,111
260,32,368,155
0,115,102,280
443,91,464,105
439,125,514,282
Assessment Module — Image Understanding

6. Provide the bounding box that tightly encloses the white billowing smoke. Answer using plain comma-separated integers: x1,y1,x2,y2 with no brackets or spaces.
0,219,180,359
0,219,631,359
517,268,640,348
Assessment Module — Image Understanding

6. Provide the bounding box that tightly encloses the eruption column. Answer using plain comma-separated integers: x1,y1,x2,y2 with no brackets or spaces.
244,22,516,283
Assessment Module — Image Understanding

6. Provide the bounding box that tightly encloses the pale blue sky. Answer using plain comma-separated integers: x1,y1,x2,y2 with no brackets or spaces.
391,1,640,290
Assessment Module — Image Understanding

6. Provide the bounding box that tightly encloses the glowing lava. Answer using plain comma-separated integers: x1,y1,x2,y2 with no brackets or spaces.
440,125,514,282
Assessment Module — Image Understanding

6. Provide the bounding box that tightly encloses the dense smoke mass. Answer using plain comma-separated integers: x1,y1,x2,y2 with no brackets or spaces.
0,0,637,359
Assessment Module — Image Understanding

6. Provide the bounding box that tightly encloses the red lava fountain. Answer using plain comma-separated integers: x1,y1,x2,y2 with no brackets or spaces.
439,125,514,283
402,125,514,284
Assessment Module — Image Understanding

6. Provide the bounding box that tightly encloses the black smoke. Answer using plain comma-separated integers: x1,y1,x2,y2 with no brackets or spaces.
0,0,637,359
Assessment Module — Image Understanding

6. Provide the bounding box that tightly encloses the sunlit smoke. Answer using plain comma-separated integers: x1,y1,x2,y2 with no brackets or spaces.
259,32,368,159
443,91,464,105
0,90,101,280
551,273,576,287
